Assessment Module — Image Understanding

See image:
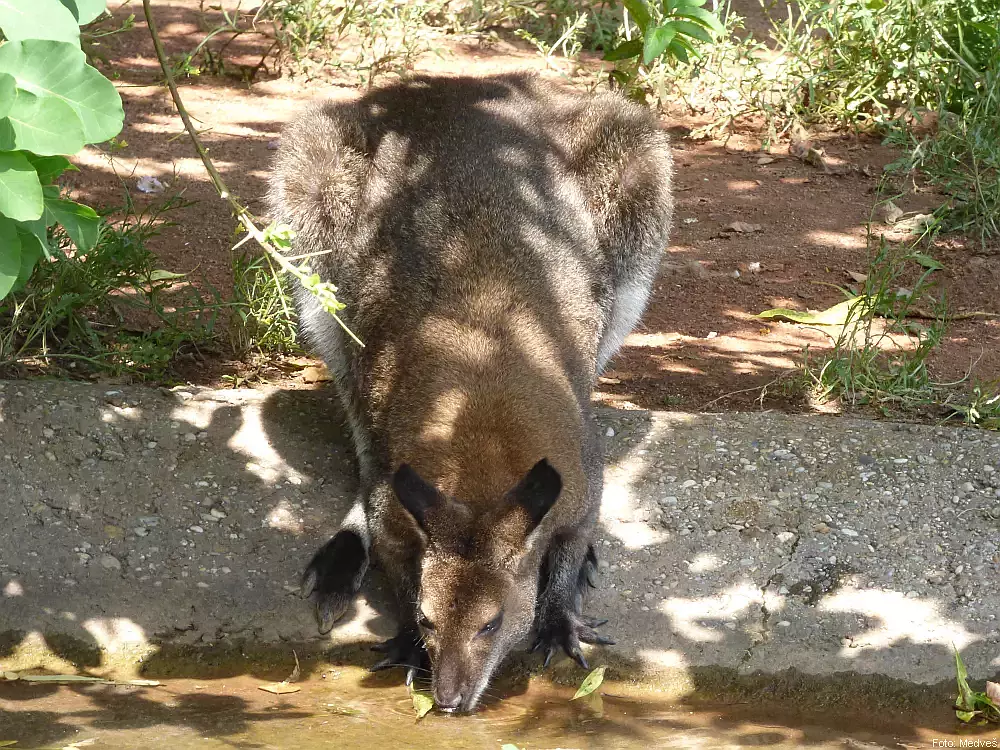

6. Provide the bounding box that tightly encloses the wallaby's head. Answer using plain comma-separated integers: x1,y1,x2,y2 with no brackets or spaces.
392,459,562,712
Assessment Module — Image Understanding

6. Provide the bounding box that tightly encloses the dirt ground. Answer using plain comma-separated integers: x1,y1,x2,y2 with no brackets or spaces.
67,0,1000,412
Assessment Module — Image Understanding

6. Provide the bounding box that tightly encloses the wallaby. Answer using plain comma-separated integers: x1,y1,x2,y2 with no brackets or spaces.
268,73,673,713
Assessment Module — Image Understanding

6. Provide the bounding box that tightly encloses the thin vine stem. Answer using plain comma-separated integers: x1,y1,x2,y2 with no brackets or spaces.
140,0,363,346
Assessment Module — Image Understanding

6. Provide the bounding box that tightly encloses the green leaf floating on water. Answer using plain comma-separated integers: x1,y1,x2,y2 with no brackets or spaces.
410,687,434,719
572,665,607,700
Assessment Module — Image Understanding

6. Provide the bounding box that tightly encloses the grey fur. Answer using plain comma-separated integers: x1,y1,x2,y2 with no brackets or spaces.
268,73,672,710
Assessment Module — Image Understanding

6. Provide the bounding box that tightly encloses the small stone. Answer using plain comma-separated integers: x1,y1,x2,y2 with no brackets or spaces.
100,555,121,570
597,559,610,571
146,442,158,449
776,531,797,544
134,527,149,537
660,496,678,505
605,427,615,438
196,582,209,589
139,516,160,527
183,433,197,443
190,525,204,533
210,508,226,519
961,481,976,493
643,592,655,601
681,479,697,489
43,428,55,438
813,522,831,534
776,621,791,628
840,528,859,537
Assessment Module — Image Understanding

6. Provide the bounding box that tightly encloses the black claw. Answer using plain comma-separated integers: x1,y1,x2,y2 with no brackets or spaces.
405,668,416,686
570,649,589,670
543,646,555,668
370,657,394,672
300,570,317,598
581,616,608,629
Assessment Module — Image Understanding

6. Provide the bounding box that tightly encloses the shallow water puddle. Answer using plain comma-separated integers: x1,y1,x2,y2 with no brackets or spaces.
0,668,990,749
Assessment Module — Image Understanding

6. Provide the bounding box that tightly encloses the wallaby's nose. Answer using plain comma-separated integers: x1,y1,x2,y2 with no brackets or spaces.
435,688,463,713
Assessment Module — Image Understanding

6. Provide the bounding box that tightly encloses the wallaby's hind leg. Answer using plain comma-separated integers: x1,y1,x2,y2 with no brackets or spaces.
533,534,614,669
301,499,370,633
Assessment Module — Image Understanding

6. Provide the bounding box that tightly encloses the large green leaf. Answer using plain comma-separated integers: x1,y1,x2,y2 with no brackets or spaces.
0,215,22,299
0,150,44,221
25,154,77,184
58,0,107,24
43,191,99,251
0,0,81,44
0,73,15,119
643,25,677,64
12,224,44,291
0,86,87,156
0,40,124,147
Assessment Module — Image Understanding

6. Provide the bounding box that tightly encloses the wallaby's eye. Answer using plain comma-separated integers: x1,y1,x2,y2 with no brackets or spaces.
477,612,503,637
417,611,435,631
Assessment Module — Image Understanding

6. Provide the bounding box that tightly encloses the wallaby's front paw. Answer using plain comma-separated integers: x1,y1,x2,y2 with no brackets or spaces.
532,610,614,670
301,529,368,634
370,627,428,686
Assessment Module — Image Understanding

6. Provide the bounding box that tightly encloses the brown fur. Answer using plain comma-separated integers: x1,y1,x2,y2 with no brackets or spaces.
268,73,673,711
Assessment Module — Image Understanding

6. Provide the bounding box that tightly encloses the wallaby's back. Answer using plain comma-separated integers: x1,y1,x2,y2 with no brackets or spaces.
269,74,673,477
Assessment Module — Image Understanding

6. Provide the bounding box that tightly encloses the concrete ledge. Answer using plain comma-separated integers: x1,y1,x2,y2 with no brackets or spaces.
1,379,998,701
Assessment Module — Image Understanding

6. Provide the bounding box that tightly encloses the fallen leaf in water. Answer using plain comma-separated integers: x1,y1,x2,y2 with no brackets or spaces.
410,688,435,719
0,741,17,747
572,665,607,700
259,652,302,694
258,681,301,695
724,221,763,233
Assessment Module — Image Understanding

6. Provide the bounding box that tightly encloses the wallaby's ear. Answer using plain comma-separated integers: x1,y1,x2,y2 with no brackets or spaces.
509,459,562,532
392,464,442,530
